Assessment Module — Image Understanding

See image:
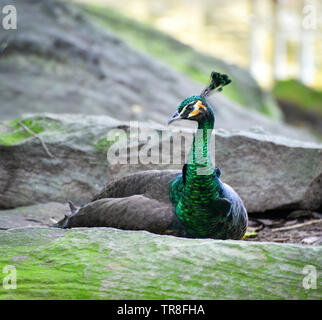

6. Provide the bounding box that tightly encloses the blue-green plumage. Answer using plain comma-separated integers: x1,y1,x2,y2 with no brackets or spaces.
168,72,248,239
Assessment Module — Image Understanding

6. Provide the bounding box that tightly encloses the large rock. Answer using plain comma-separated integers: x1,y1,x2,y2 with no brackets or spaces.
0,114,321,213
0,114,120,208
215,131,322,212
0,227,320,299
0,0,317,143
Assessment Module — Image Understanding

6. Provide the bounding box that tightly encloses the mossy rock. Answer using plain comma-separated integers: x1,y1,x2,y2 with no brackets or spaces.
273,80,322,138
273,80,322,116
0,227,321,299
0,117,54,146
0,113,121,208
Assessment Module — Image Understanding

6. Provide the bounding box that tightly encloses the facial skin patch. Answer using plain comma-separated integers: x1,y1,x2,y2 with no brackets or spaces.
188,100,207,117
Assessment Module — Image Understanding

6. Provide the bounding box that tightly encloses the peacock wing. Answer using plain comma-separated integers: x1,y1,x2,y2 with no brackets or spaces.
92,169,181,203
55,194,186,236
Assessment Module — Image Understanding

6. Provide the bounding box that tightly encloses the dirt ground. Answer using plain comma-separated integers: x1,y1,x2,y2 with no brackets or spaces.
245,211,322,245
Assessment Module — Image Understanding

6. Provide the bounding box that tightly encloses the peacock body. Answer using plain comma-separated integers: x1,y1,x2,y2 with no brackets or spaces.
56,72,248,240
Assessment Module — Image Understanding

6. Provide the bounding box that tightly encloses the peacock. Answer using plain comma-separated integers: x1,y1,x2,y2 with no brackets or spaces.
55,72,248,240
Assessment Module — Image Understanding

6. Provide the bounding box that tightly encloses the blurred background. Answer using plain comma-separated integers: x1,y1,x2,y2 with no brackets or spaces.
76,0,322,89
1,0,322,139
73,0,322,137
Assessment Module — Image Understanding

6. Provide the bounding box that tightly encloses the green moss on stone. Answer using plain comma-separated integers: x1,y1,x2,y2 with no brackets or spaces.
95,136,118,153
0,227,321,300
0,116,61,146
273,79,322,116
95,131,130,153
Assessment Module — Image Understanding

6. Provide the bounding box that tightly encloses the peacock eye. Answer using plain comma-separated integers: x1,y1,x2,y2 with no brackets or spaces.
186,104,194,112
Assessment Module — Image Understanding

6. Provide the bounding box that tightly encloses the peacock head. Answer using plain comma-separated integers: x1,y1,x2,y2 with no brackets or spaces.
168,72,231,125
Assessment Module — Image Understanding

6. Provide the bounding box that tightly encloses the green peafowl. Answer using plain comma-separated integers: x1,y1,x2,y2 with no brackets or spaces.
55,72,248,240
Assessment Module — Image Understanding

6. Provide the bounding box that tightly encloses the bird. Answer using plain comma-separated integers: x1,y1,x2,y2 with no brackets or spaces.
55,72,248,240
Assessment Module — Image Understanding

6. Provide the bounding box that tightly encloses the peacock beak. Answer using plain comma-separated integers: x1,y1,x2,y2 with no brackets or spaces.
168,111,181,125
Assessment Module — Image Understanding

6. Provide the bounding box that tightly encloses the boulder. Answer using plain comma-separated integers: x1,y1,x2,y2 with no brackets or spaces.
0,114,321,213
0,227,320,299
0,0,317,143
0,114,120,208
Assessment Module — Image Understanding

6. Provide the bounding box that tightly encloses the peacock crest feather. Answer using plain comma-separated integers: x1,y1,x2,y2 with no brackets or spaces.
200,71,232,97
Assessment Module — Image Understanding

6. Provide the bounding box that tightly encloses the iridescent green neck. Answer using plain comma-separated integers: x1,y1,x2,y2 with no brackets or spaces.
172,112,222,237
187,115,214,175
